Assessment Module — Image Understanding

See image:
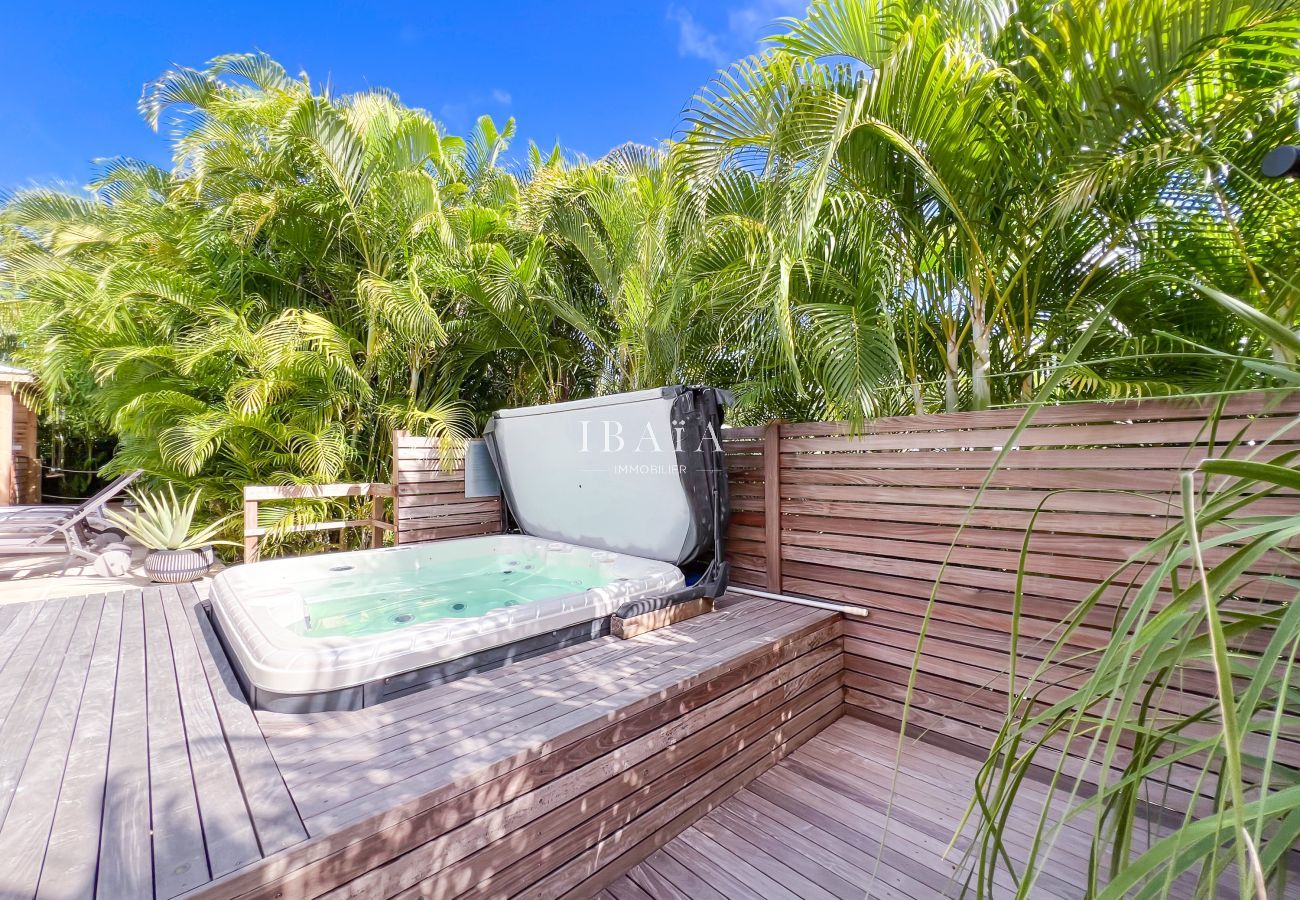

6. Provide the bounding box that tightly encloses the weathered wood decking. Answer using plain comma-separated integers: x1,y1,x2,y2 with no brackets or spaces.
607,716,1205,900
0,588,838,899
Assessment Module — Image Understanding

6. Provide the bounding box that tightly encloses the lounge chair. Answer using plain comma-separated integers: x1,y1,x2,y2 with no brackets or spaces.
0,475,147,574
0,469,142,530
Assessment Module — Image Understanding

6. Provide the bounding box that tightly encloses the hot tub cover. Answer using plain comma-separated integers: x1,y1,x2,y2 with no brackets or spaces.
484,386,729,566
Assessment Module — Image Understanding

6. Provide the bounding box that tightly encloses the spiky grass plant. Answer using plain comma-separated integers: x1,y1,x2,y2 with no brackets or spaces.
106,485,237,552
959,419,1300,898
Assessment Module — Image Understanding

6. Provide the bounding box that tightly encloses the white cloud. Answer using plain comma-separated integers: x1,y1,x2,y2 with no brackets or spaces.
727,0,807,44
668,1,808,66
668,5,728,66
491,88,512,105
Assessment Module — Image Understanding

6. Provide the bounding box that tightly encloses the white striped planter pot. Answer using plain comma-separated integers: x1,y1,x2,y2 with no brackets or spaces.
145,546,215,583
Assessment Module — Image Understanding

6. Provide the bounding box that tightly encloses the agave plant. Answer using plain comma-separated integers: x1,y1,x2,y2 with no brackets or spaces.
106,486,237,552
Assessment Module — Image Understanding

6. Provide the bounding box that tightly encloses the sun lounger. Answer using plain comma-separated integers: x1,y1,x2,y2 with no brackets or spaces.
0,469,142,529
0,470,144,572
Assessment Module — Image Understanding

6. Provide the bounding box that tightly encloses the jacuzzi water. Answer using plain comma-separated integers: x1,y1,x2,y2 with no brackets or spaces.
210,534,685,704
293,555,609,638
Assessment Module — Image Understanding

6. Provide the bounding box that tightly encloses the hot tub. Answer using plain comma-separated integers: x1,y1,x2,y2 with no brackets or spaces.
210,534,684,711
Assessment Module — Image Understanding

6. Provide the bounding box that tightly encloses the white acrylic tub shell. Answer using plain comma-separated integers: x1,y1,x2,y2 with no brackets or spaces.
210,535,685,695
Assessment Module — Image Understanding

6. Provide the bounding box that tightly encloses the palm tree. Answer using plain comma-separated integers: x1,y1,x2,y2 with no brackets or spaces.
2,53,492,503
679,0,1300,412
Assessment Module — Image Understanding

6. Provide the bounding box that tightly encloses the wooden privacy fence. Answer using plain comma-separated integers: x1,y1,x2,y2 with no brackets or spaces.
387,396,1297,805
724,391,1300,797
242,482,393,561
392,430,501,544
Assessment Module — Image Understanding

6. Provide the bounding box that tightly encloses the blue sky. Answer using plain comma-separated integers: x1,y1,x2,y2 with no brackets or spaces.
0,0,806,194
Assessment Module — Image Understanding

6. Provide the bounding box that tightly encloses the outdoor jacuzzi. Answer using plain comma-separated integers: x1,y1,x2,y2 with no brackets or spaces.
210,534,684,712
213,385,730,712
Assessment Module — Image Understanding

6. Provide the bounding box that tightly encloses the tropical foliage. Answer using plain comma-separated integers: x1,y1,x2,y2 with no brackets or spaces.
105,486,236,551
3,0,1299,502
1,0,1295,555
2,2,1299,895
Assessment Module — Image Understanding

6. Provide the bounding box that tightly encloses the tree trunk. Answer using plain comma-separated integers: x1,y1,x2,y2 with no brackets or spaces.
943,328,960,413
970,286,991,410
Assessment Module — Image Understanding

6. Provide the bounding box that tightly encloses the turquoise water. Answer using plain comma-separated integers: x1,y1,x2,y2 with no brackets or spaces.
291,554,607,638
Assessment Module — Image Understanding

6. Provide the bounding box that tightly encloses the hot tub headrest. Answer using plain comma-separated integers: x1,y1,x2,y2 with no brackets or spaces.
483,386,731,566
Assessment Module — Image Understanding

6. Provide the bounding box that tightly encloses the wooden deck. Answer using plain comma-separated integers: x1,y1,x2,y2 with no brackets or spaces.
0,587,839,899
607,716,1207,900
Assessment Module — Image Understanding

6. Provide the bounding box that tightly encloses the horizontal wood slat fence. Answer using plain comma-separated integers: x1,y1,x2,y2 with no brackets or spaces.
393,431,501,545
724,391,1300,804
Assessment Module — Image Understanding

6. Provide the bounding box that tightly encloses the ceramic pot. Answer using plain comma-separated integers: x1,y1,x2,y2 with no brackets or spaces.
145,545,215,583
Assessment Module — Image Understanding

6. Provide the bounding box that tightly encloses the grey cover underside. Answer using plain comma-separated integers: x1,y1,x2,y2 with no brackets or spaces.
486,387,699,563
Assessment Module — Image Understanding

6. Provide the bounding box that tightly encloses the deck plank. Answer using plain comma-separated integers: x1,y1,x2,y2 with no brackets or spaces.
172,585,308,856
0,582,1224,900
0,595,88,827
0,597,69,727
36,593,124,900
293,603,821,830
618,717,1210,900
692,811,843,900
0,585,846,900
0,600,39,672
625,851,715,900
143,587,210,896
163,588,263,880
274,598,800,770
96,592,153,899
0,596,104,898
188,596,835,900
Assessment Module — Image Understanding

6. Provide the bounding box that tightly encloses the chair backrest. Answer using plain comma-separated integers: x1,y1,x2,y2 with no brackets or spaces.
61,469,143,531
83,469,143,511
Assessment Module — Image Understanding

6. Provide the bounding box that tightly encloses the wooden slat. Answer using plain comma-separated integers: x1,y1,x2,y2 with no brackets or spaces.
720,394,1299,815
777,390,1300,436
165,589,263,878
143,587,209,896
341,653,842,898
173,586,308,857
186,597,837,900
243,483,386,501
763,421,782,592
0,596,103,898
392,431,500,546
96,593,153,899
294,605,829,827
552,700,843,899
0,596,88,827
37,594,124,900
0,598,65,725
612,597,714,638
243,482,393,559
618,716,1207,899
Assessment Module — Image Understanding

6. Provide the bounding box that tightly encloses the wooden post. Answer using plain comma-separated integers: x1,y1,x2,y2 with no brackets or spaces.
22,402,39,502
0,384,13,506
763,420,782,592
391,430,403,546
370,485,383,549
243,494,259,562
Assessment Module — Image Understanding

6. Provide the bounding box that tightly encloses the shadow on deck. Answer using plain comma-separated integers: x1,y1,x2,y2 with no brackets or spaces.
0,584,1259,899
607,716,1205,900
